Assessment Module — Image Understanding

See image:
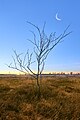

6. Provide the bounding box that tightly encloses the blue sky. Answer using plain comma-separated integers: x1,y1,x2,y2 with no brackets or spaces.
0,0,80,73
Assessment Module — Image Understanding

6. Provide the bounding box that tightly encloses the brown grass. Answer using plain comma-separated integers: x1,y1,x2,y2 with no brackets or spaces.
0,76,80,120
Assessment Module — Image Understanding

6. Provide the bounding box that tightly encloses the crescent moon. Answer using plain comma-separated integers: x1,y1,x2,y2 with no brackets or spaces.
56,13,61,21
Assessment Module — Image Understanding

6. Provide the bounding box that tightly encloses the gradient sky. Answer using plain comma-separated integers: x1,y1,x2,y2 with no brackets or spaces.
0,0,80,73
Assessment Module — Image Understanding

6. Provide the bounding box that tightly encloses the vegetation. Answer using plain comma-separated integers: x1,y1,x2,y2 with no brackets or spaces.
0,76,80,120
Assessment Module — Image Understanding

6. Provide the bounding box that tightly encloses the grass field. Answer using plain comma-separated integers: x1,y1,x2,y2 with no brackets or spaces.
0,75,80,120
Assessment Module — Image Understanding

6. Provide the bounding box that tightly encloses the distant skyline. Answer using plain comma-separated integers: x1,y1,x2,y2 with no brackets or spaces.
0,0,80,74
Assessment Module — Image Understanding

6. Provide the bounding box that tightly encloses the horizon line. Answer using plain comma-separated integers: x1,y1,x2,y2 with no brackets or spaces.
0,70,80,75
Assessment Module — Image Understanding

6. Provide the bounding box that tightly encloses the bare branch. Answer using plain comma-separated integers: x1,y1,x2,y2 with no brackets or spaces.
29,30,36,44
27,21,41,37
40,61,45,74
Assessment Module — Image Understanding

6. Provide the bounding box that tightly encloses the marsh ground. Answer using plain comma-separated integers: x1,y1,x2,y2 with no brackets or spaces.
0,75,80,120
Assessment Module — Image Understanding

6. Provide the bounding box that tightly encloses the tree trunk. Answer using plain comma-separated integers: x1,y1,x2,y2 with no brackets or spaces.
36,74,41,99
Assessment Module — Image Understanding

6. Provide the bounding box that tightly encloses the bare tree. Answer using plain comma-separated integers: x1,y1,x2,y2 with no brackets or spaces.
8,21,71,98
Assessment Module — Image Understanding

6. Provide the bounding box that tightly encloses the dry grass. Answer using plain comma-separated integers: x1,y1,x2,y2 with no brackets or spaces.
0,76,80,120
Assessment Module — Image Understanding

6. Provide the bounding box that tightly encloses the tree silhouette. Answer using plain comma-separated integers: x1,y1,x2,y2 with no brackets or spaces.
8,21,71,98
